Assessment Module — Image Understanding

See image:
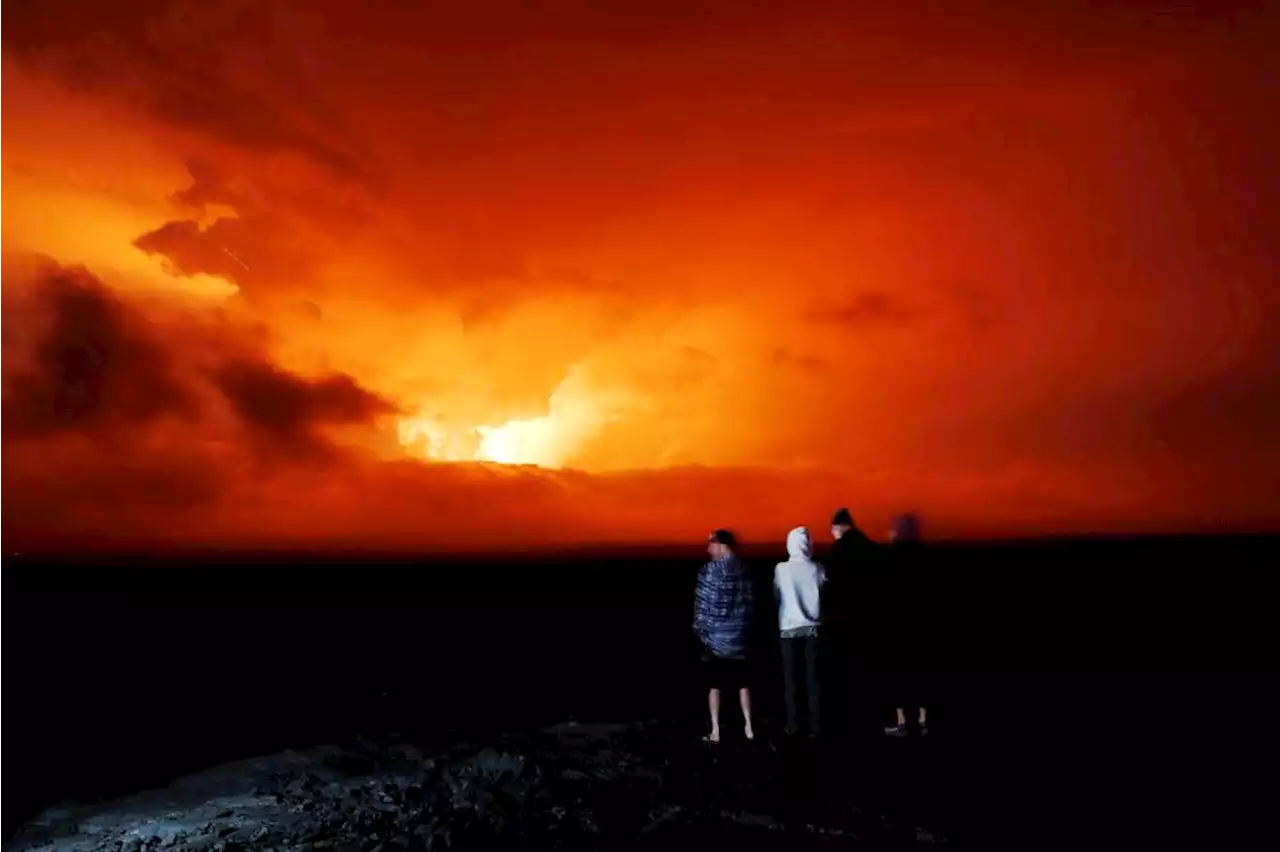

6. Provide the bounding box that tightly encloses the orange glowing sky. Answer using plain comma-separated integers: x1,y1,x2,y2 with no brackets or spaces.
3,1,1278,550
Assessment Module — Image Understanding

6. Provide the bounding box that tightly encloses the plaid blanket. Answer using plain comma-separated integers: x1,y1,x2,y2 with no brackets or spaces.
693,555,754,659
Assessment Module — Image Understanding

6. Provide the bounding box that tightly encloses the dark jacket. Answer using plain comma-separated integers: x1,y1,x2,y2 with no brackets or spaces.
880,540,933,701
825,527,880,635
829,526,876,570
884,540,925,638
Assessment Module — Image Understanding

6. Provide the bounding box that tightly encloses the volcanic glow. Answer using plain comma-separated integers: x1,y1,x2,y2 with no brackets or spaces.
397,413,564,467
3,2,1278,550
477,418,560,466
395,367,628,469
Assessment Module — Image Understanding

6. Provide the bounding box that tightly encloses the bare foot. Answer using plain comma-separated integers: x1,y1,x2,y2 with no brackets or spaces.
703,731,721,743
744,725,755,741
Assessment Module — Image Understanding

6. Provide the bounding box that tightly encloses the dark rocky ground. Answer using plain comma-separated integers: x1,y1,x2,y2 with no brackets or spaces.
8,542,1277,845
4,722,944,852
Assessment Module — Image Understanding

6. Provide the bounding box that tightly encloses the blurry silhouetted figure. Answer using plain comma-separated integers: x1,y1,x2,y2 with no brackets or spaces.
774,526,827,737
884,512,929,737
825,507,876,632
825,507,880,731
829,507,876,568
694,529,756,742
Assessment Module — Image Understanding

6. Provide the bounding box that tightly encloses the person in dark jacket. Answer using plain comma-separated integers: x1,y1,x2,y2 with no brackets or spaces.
829,507,875,569
693,529,756,742
824,508,881,733
826,507,876,626
883,512,929,736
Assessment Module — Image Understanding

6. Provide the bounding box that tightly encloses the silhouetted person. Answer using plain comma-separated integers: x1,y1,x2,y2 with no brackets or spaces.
823,507,881,730
884,512,929,737
825,507,875,630
694,529,756,742
829,507,876,569
774,526,826,737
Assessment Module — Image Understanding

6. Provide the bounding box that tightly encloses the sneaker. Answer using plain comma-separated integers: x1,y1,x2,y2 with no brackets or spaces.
884,723,910,737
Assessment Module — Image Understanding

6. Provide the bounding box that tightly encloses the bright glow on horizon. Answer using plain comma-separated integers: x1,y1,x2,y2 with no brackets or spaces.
397,412,566,467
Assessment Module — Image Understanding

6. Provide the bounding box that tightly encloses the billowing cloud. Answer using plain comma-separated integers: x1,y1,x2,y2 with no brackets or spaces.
2,263,192,438
1,259,401,538
3,1,1278,551
212,358,396,460
1,0,376,183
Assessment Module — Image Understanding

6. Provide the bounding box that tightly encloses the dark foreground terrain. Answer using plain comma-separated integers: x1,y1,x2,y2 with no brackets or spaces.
5,723,948,852
4,535,1278,844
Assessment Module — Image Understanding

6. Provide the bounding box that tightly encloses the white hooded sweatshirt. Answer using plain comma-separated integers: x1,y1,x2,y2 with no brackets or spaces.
774,526,827,634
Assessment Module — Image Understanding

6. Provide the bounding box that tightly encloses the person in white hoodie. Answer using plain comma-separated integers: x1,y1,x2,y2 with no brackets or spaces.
774,526,827,737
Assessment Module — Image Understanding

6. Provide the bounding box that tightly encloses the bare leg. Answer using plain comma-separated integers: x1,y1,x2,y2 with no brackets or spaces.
896,707,907,726
707,688,722,741
739,687,755,740
919,706,928,726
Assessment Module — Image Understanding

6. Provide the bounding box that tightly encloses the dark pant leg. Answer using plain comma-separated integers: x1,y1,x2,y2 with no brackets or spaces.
904,702,923,734
780,638,801,730
900,673,921,733
804,634,822,732
901,659,923,733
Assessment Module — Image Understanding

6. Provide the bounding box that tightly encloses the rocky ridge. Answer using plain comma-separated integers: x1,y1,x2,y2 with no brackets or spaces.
6,722,944,851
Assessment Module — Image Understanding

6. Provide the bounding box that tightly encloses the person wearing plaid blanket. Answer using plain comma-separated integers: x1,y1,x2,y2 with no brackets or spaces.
693,529,756,743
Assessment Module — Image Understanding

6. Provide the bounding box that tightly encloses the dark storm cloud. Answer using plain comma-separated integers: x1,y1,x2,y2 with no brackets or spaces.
131,216,320,295
2,260,399,463
0,261,229,533
132,161,323,293
212,359,398,457
2,263,191,438
134,220,253,282
6,1,1261,168
1,0,374,184
170,158,239,210
0,259,415,544
816,291,919,329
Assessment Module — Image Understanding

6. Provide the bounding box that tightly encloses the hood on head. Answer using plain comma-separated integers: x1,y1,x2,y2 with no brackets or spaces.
786,526,812,559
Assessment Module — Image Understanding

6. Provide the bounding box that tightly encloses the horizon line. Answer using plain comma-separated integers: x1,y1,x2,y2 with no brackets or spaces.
6,529,1277,561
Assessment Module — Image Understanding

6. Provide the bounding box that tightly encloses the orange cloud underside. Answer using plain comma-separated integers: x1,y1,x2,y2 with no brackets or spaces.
3,2,1278,550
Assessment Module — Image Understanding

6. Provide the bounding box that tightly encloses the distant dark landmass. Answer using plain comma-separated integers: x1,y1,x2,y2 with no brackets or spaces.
4,534,1277,841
